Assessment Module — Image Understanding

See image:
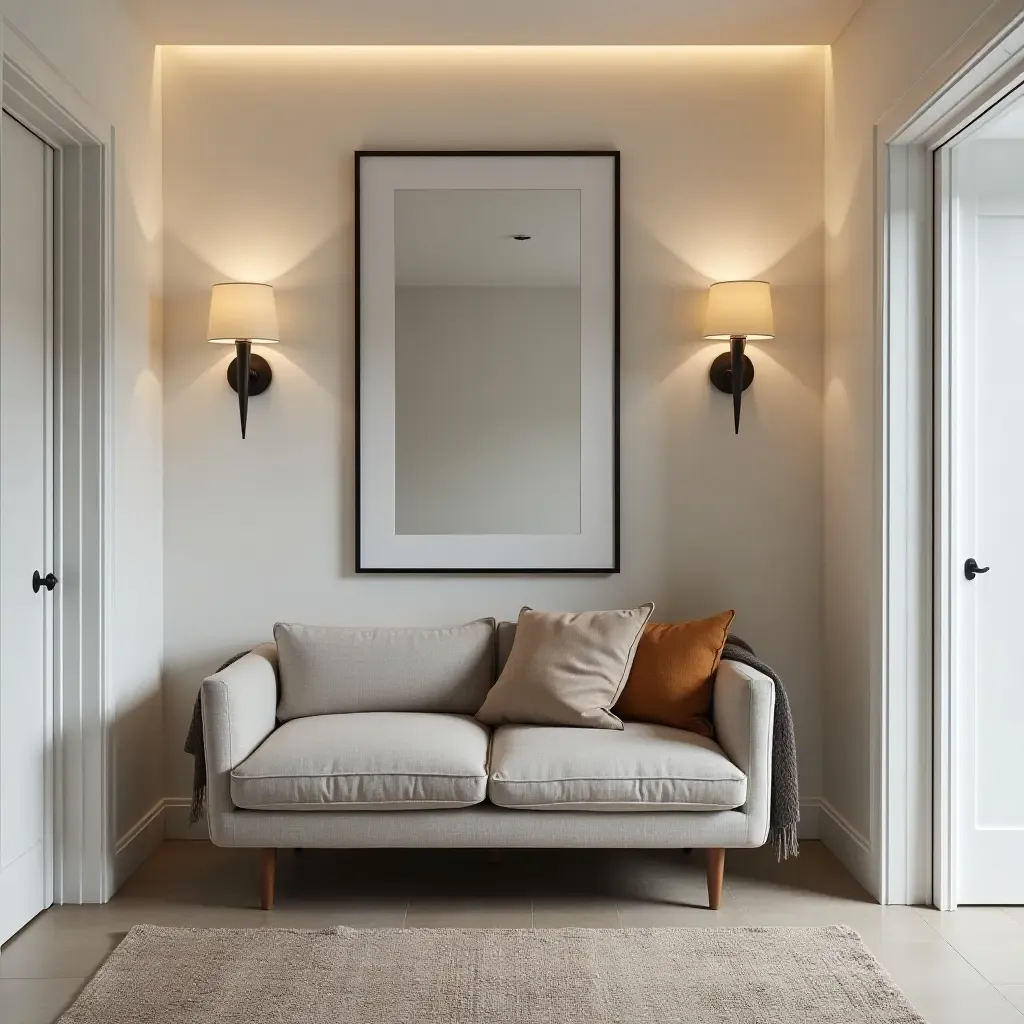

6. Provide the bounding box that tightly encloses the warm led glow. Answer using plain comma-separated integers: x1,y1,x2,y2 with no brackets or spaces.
207,282,280,344
703,280,774,341
167,45,817,59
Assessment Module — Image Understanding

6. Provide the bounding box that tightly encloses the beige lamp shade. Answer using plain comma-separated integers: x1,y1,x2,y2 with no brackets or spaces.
703,280,774,341
207,282,280,344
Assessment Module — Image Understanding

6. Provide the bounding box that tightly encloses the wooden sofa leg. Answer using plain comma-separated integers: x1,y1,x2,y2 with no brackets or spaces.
261,848,277,911
706,848,725,911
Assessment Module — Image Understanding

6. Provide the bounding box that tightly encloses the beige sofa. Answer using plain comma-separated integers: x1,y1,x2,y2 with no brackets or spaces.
200,620,776,911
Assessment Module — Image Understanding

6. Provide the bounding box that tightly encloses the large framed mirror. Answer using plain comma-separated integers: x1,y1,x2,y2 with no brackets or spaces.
355,151,619,573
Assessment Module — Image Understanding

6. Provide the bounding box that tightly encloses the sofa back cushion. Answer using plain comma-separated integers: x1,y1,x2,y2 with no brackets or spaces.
497,621,517,676
274,619,497,720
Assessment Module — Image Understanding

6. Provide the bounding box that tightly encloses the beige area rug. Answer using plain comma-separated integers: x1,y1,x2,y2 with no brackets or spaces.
59,924,925,1023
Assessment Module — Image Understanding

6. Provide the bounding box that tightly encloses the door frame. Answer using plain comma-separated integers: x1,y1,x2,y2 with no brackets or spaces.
0,21,113,904
879,4,1024,909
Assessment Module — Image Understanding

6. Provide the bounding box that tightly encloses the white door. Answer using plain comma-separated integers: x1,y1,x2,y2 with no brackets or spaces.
953,136,1024,904
0,113,55,943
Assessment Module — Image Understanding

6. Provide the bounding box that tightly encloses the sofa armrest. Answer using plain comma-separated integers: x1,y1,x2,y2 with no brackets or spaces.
713,660,775,846
201,643,278,843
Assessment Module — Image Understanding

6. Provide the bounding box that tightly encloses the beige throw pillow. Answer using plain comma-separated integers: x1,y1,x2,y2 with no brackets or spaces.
475,604,655,729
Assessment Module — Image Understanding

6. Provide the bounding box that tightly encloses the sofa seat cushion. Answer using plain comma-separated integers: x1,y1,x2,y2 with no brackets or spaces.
231,712,491,811
488,723,746,811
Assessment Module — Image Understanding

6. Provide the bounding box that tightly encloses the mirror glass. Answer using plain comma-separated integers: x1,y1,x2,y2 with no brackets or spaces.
393,188,582,536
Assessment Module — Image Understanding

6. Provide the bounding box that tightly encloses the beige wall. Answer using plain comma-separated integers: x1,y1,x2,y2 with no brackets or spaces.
130,1,861,46
160,46,826,829
8,0,1023,894
10,2,1013,881
824,0,1024,893
0,2,164,856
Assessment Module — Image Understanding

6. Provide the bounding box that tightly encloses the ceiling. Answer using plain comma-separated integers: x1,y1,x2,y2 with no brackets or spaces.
395,189,581,288
130,0,863,46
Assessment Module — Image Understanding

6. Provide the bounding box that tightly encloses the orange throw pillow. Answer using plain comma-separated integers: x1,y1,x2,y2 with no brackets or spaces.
613,611,735,737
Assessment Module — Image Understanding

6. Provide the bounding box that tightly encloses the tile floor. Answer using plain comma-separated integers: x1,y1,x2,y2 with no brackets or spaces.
2,840,1023,1023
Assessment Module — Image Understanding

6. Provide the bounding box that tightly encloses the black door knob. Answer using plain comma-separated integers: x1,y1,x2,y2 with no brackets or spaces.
964,558,990,582
32,571,58,593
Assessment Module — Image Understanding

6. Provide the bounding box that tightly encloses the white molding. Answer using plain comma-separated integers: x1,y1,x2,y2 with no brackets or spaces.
163,797,208,841
798,798,822,841
819,798,872,852
878,1,1024,147
113,801,165,891
877,138,934,908
819,799,874,892
1,17,114,907
933,147,958,914
0,20,107,142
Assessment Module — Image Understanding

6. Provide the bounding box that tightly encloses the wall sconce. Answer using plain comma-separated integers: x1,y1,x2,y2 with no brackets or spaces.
704,280,775,434
207,282,279,439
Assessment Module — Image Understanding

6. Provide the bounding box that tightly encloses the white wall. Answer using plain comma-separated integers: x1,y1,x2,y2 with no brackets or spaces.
160,46,826,834
395,285,582,536
824,0,1024,895
0,2,164,880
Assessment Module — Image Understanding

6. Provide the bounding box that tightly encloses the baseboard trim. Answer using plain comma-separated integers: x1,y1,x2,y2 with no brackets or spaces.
798,798,821,840
818,798,876,897
114,799,165,890
819,798,871,852
163,796,209,841
161,795,823,842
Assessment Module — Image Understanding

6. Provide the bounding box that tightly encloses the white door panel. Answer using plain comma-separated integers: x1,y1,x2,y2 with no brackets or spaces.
954,141,1024,904
0,112,54,943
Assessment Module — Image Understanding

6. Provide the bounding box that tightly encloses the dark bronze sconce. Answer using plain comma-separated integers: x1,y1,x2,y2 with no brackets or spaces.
704,280,774,435
207,282,279,438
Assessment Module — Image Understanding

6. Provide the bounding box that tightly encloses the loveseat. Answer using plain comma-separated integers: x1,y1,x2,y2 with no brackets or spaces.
200,619,776,911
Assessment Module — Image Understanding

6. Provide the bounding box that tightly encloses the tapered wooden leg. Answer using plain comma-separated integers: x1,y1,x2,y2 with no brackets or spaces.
705,848,725,911
260,848,277,911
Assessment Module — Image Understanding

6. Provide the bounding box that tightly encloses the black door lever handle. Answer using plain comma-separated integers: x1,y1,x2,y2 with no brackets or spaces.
964,558,990,581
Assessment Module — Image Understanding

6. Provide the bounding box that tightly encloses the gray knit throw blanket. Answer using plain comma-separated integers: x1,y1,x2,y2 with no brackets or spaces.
183,650,251,827
721,636,800,860
184,635,799,858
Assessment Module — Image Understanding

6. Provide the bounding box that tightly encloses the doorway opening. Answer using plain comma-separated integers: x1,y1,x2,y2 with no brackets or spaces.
936,94,1024,904
881,12,1024,910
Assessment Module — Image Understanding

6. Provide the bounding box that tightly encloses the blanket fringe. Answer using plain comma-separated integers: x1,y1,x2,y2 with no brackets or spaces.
772,824,799,862
189,777,206,826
